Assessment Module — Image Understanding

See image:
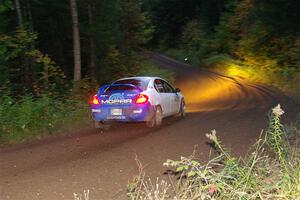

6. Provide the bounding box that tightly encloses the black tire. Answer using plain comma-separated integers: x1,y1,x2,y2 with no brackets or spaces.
146,106,163,128
155,106,163,126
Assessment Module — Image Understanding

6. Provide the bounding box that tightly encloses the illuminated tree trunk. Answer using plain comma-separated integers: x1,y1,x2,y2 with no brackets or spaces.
70,0,81,81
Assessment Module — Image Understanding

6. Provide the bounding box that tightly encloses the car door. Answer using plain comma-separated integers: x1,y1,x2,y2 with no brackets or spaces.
162,80,180,115
154,79,170,116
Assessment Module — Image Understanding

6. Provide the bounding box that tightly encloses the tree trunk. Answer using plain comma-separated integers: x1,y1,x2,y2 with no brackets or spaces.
87,0,96,79
25,0,34,31
70,0,81,81
14,0,23,28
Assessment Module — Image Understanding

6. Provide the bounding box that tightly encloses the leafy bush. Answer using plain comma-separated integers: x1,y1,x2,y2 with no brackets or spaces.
128,105,300,199
0,29,67,96
0,94,90,144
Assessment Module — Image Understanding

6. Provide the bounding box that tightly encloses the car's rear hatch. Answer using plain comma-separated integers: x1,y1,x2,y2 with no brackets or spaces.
94,83,150,120
91,78,152,121
99,84,141,106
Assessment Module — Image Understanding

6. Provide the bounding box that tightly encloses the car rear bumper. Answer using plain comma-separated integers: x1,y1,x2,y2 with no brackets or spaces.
91,103,155,122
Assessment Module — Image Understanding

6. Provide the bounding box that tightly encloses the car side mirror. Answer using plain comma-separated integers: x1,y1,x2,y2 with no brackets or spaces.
175,88,181,93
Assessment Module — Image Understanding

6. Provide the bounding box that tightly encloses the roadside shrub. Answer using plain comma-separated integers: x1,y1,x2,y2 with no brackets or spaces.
0,94,90,144
128,105,300,199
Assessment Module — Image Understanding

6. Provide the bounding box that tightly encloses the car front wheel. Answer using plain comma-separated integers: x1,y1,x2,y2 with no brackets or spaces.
179,100,186,118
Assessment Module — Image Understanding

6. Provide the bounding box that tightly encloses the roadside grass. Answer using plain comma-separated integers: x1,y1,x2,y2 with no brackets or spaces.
127,105,300,199
0,94,91,145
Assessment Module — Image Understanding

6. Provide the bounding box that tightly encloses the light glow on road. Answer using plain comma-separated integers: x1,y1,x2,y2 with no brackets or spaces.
176,73,262,113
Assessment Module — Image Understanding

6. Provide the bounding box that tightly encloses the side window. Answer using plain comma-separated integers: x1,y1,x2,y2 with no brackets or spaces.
154,79,165,93
163,81,175,93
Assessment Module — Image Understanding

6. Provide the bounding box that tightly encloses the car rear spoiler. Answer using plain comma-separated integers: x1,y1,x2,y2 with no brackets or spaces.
98,83,142,94
98,84,110,94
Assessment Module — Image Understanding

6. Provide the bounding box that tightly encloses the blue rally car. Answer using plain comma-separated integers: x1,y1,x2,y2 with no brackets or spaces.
90,77,185,128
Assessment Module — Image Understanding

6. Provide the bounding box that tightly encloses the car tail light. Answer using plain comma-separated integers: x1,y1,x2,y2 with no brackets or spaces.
135,94,149,104
92,95,100,105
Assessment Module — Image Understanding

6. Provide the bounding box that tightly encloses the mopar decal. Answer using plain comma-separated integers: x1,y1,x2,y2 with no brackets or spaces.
101,93,132,104
101,99,132,104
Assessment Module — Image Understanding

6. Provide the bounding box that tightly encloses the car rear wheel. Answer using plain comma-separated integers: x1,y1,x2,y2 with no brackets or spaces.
94,121,111,130
146,106,163,128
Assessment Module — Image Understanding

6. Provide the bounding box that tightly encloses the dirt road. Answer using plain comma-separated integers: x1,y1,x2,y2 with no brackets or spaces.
0,53,298,200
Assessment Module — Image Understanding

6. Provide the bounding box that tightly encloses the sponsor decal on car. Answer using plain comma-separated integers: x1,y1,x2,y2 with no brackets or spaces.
101,93,133,104
101,99,132,104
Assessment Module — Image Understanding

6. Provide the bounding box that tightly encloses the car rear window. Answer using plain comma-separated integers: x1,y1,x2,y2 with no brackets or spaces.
110,78,150,91
105,85,137,92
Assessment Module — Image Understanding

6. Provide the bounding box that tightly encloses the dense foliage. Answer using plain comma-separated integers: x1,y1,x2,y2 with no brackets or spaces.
0,0,158,143
1,0,299,96
145,0,300,97
0,0,155,93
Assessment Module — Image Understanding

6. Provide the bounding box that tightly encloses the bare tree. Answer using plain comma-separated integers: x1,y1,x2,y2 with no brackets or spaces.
70,0,81,81
14,0,23,27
